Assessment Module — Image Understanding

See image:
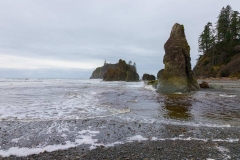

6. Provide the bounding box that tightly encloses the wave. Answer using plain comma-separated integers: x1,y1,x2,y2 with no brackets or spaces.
144,85,156,91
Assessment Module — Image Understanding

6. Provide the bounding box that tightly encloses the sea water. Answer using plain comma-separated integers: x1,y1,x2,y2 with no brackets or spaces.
0,79,240,157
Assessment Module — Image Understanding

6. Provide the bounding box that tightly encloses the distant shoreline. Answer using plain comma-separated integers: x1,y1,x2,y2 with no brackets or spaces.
197,78,240,90
197,77,240,81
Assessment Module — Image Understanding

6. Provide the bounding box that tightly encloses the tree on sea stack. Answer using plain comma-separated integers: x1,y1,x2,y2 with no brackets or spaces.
157,23,199,93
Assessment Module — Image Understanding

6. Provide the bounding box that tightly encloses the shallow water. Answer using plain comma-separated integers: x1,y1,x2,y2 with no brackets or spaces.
0,79,240,157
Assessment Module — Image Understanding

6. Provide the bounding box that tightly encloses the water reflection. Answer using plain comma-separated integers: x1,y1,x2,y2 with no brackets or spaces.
161,94,193,121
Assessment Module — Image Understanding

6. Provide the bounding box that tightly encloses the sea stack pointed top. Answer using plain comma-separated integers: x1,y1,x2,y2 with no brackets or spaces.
170,23,186,38
157,23,199,93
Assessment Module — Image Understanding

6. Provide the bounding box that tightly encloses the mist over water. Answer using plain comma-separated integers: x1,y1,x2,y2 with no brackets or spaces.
0,79,240,157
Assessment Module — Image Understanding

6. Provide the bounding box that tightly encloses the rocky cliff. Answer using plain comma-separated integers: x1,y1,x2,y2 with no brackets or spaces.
157,23,199,93
90,64,117,79
103,59,139,82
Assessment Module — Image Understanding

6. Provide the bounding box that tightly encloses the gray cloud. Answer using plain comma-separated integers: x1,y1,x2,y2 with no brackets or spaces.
0,0,239,78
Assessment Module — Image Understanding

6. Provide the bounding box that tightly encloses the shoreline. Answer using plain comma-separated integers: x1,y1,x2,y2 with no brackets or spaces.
2,137,240,159
1,118,240,159
197,78,240,90
1,79,240,159
197,77,240,81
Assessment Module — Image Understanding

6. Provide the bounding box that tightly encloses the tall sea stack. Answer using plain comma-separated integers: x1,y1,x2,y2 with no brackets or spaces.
157,23,199,93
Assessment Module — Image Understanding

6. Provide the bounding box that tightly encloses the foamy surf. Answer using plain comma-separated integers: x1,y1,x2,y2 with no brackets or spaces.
127,135,239,143
0,126,239,157
144,85,156,91
0,130,100,157
219,94,237,98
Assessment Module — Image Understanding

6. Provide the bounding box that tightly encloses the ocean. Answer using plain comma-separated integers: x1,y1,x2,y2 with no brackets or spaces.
0,79,240,159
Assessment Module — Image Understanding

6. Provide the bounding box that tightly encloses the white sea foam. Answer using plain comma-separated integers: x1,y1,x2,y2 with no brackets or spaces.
212,138,239,142
147,136,238,143
127,135,148,142
151,137,158,141
104,141,124,147
219,94,237,98
144,85,156,91
12,138,21,143
216,146,231,159
0,140,92,157
2,131,239,157
0,129,100,157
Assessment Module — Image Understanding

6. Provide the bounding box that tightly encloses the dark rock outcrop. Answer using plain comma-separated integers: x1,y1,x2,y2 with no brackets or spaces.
142,74,156,81
90,64,117,79
199,81,210,88
157,69,164,79
157,23,199,93
103,59,139,82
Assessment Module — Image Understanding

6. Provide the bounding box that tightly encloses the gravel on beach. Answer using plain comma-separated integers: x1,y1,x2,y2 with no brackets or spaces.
2,139,240,160
1,118,240,160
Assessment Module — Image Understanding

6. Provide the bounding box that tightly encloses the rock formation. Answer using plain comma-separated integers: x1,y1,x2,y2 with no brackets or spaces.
157,69,164,79
102,59,139,82
199,81,209,88
90,64,117,79
142,74,156,81
157,23,199,93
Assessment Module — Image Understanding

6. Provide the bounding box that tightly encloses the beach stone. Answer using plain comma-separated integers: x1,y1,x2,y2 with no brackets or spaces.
157,23,199,93
199,81,210,88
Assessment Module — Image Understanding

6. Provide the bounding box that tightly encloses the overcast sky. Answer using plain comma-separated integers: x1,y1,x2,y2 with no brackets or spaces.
0,0,239,78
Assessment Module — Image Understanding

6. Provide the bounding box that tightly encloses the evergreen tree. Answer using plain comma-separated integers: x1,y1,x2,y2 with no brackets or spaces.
133,62,136,70
230,11,240,40
128,60,132,65
198,22,215,53
216,5,232,42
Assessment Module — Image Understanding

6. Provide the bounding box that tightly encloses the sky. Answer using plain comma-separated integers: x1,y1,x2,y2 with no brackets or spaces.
0,0,240,79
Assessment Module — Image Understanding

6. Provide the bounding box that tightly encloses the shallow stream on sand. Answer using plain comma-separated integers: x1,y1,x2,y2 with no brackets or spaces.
0,79,240,158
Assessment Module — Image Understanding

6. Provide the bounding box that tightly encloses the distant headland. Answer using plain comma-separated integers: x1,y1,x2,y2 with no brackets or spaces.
90,59,139,82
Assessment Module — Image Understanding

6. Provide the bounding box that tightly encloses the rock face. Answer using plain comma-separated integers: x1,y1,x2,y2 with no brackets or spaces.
157,23,199,93
90,64,117,79
142,74,156,81
157,69,164,79
103,59,139,82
